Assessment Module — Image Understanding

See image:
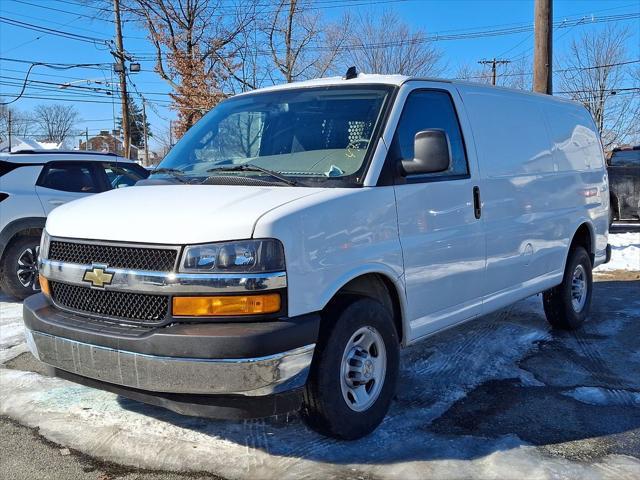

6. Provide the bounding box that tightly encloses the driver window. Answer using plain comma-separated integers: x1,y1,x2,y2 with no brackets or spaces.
392,90,469,177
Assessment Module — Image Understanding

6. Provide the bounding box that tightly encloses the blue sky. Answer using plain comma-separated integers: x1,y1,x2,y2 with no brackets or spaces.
1,0,638,149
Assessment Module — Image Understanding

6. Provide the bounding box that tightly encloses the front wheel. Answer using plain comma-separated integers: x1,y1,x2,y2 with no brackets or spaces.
302,296,399,440
543,246,593,330
0,235,42,300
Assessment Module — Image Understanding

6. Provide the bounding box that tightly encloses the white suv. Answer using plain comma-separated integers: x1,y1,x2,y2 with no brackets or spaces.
0,150,148,299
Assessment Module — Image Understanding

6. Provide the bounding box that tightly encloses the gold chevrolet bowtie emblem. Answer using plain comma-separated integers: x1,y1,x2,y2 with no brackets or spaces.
82,266,113,288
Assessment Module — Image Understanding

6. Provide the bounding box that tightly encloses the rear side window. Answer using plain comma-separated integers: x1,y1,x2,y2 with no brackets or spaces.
391,90,469,177
37,162,100,193
610,150,640,166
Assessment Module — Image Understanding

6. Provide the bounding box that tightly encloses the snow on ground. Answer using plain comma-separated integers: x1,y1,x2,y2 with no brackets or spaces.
562,387,640,407
0,293,28,364
595,232,640,272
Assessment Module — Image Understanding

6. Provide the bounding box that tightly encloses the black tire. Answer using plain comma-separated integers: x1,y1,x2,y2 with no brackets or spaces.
0,235,41,300
543,246,592,330
302,296,399,440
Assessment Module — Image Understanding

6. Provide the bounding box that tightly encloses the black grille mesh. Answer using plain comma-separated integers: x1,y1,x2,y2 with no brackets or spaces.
50,282,168,323
49,241,177,271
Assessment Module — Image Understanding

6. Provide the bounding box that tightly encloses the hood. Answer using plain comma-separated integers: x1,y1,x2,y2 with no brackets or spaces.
45,185,323,244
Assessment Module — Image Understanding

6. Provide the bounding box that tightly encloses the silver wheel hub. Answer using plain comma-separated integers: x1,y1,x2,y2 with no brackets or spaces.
17,245,41,291
571,264,587,312
340,326,387,412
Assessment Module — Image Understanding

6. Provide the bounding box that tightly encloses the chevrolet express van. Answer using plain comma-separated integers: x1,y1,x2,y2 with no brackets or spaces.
24,74,611,440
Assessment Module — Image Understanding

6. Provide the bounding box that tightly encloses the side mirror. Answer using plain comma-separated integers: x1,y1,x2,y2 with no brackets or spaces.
400,129,451,176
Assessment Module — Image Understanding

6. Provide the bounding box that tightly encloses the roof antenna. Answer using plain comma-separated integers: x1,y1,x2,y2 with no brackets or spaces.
344,66,358,80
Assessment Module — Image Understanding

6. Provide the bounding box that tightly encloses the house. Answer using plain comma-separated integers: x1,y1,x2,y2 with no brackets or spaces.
137,148,161,167
78,130,139,160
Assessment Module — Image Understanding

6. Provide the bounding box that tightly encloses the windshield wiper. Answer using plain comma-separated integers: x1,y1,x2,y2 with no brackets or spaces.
206,164,297,186
149,168,189,183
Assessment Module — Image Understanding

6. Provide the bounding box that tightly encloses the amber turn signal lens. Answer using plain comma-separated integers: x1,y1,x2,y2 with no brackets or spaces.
172,294,281,316
39,276,50,296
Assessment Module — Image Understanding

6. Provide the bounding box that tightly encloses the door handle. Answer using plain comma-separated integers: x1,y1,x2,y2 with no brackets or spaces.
473,186,481,219
49,200,65,206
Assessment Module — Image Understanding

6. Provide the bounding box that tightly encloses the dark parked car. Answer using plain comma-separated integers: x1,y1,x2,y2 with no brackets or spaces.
608,146,640,224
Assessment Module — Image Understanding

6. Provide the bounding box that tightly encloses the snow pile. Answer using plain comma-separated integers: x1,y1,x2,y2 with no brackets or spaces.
595,232,640,272
0,294,27,363
562,387,640,407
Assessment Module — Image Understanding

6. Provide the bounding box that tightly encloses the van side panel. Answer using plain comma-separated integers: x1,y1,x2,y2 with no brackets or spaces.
460,86,559,308
458,85,606,314
542,101,609,263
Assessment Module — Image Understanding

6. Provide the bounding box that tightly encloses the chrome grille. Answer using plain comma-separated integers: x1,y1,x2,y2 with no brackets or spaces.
50,281,169,323
48,241,177,271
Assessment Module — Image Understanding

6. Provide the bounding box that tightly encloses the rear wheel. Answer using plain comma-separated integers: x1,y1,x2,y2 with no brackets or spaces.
543,246,592,330
0,235,41,300
302,296,399,440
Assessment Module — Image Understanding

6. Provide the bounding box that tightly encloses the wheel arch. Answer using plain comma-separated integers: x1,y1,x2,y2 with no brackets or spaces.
0,217,46,262
568,221,595,266
320,270,406,346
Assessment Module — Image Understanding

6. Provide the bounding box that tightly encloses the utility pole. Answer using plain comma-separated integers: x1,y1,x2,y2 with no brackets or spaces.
85,128,89,150
112,0,130,157
533,0,553,94
7,110,12,153
478,58,511,86
142,99,149,165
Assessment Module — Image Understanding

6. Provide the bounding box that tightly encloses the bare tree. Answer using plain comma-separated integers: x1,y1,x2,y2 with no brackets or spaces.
346,11,444,76
217,0,348,92
266,0,350,83
558,26,639,149
0,103,35,142
125,0,256,137
33,104,79,144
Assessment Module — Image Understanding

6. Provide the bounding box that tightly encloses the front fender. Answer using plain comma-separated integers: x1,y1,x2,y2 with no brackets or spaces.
252,187,404,318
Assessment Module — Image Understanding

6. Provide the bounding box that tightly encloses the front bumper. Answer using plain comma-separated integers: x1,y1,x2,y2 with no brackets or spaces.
24,294,319,417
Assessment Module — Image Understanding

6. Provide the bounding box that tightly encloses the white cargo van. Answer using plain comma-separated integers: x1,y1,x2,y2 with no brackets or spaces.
24,74,611,440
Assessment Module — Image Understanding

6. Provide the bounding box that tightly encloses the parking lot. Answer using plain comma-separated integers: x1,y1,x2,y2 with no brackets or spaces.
1,233,639,480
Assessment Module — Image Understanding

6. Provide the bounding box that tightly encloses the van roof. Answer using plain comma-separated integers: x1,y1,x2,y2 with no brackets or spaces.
236,73,582,107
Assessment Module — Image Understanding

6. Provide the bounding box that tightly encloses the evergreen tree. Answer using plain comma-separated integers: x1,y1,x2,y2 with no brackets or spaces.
117,95,151,148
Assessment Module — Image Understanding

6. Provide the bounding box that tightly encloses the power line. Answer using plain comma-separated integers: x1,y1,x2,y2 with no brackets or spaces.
478,58,511,85
0,60,114,105
0,16,111,46
0,57,111,67
8,0,116,23
125,12,640,59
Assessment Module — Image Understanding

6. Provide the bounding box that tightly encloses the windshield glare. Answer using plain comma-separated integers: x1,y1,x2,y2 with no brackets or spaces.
159,86,391,186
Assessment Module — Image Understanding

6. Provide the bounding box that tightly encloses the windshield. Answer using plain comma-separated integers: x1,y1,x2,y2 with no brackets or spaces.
159,85,392,186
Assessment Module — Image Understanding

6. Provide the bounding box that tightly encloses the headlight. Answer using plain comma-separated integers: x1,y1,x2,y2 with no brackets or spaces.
180,239,285,273
39,230,50,259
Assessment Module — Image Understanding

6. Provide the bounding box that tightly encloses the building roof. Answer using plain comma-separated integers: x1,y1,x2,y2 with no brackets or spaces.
0,150,134,164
